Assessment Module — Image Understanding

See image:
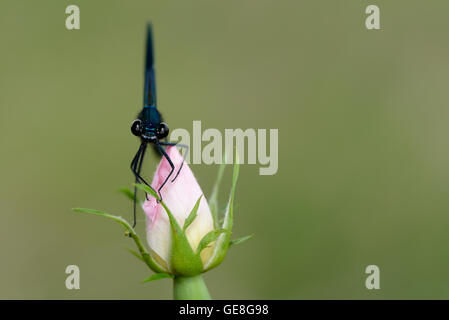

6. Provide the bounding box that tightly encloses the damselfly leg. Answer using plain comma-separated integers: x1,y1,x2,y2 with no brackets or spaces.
156,142,190,201
159,142,189,182
155,142,175,201
130,142,154,228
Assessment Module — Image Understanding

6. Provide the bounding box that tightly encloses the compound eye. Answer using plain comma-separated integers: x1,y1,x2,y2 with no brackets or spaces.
131,120,142,136
157,122,169,139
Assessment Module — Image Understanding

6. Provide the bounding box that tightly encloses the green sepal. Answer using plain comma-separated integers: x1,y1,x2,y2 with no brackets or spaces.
72,207,166,274
183,196,202,232
142,273,173,283
204,156,240,271
162,200,203,276
126,247,144,262
118,187,135,201
196,229,229,255
209,160,226,228
133,183,160,200
229,234,254,247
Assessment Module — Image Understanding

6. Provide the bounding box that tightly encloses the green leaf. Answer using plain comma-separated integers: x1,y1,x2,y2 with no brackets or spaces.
204,154,240,271
196,229,228,255
183,196,202,232
229,234,254,247
134,183,159,201
126,248,144,262
119,187,135,201
72,207,166,274
142,273,173,283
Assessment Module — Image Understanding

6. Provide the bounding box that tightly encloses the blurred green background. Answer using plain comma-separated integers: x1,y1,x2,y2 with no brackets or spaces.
1,0,449,299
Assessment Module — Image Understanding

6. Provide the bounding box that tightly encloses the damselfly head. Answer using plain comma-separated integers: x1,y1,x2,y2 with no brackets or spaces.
131,118,167,142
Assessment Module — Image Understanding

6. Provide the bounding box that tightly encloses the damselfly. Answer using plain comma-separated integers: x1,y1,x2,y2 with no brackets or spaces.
130,26,188,227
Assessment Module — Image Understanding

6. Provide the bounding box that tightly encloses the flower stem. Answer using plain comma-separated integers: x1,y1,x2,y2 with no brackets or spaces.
173,275,211,300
